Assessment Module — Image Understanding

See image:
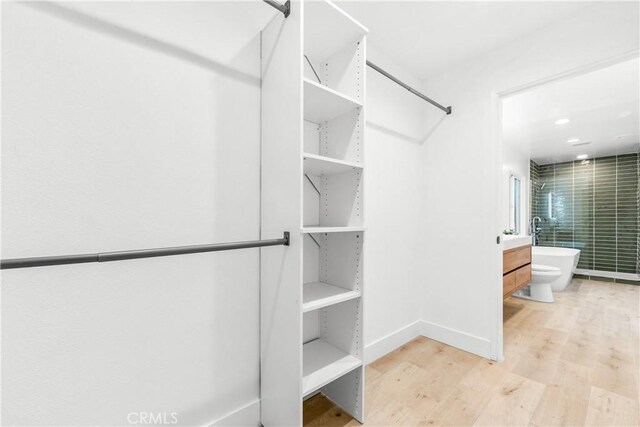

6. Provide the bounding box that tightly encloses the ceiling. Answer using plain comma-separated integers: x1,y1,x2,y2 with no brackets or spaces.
335,1,595,77
503,58,640,165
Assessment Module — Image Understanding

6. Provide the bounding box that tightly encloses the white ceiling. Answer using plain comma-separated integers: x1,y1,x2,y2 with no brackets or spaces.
503,58,640,165
335,1,594,77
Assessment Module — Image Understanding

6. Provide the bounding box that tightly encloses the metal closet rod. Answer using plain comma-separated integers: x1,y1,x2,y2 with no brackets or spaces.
0,232,290,270
367,61,452,115
263,0,290,18
261,0,451,114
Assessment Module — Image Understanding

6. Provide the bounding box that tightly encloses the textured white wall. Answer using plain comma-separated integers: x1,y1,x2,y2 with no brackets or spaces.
1,2,269,425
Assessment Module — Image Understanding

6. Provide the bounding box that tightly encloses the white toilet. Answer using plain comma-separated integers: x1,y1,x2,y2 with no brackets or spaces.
513,264,562,303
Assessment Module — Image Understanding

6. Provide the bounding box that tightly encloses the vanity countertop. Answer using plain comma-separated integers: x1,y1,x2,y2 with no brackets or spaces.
502,235,531,250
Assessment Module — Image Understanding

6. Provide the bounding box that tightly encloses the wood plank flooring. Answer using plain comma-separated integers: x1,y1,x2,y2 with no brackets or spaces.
303,279,639,426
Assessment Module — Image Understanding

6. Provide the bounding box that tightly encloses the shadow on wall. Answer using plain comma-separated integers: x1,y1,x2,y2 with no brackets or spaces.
367,114,447,145
261,18,286,82
420,114,447,144
22,1,260,87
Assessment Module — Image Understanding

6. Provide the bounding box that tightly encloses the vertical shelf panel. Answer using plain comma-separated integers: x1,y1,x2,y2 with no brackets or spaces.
322,367,365,423
320,108,364,164
303,169,363,228
260,1,304,426
320,169,363,227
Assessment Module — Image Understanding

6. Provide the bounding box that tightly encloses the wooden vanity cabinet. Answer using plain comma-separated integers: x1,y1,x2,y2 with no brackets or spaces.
503,244,532,298
503,271,516,297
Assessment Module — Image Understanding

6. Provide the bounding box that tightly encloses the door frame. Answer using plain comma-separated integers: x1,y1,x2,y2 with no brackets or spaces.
491,49,639,362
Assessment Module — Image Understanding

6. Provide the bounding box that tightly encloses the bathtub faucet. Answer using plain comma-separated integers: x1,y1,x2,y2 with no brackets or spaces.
532,217,542,246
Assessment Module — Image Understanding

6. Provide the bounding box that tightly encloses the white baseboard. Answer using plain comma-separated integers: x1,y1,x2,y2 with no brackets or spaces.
420,320,492,359
364,320,423,364
364,319,493,364
209,398,260,427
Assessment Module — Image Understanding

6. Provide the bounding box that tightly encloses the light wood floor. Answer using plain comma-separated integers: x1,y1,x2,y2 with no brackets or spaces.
303,278,640,426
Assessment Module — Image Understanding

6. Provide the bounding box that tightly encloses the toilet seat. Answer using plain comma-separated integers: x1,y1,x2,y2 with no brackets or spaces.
532,264,561,274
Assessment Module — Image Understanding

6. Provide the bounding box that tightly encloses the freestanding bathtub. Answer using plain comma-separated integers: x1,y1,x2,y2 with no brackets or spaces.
532,246,581,291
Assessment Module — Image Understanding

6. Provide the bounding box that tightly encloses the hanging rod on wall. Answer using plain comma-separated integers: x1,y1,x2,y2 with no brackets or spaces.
260,1,450,114
366,61,452,115
263,0,290,18
0,232,290,270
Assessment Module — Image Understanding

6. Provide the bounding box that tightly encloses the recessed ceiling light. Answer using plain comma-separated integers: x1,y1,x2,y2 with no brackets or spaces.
555,118,570,125
568,139,591,147
577,154,588,160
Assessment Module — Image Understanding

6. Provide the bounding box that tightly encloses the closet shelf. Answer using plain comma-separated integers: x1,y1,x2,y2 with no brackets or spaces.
302,339,362,397
304,0,368,62
302,226,365,234
304,153,363,176
303,282,360,313
304,78,362,123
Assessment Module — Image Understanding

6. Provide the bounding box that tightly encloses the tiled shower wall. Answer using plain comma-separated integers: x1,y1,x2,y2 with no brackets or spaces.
530,153,639,276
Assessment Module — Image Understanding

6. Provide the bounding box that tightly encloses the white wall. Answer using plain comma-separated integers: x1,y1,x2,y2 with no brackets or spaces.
502,142,531,234
363,47,429,362
1,2,271,425
419,1,639,359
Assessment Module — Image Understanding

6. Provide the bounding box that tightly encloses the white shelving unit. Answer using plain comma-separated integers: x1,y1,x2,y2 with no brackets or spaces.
303,281,360,313
304,153,363,176
304,78,362,123
302,226,365,233
261,1,367,425
302,339,362,396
